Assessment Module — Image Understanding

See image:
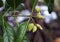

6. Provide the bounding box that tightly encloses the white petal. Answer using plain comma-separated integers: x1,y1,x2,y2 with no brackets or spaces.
51,12,57,20
43,11,50,16
0,7,4,11
35,5,40,9
21,10,31,16
8,17,14,21
44,16,51,24
16,17,27,23
40,5,48,11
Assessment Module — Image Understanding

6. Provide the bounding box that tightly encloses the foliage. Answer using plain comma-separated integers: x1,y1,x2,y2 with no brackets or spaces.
2,21,29,42
0,37,3,42
6,0,23,9
30,0,38,8
16,21,29,42
3,22,15,42
1,0,31,42
0,0,54,42
0,0,3,7
44,0,54,13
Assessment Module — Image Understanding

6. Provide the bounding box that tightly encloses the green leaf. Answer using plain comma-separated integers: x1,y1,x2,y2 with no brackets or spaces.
0,38,3,42
16,21,29,42
0,0,3,7
44,0,54,13
0,36,3,42
6,0,23,9
30,0,38,8
3,22,15,42
16,5,25,11
4,2,10,11
44,0,49,4
23,34,30,42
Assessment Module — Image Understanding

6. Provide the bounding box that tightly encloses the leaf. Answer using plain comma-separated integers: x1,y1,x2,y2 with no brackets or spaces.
0,0,3,7
0,38,3,42
4,2,10,11
0,36,3,42
23,34,30,42
6,0,23,9
16,5,25,11
44,0,54,13
30,0,38,8
16,21,29,42
44,0,49,4
3,22,15,42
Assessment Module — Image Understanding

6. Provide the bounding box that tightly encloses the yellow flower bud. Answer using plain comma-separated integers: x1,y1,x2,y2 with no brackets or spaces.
37,14,44,19
36,24,43,30
36,7,40,12
28,23,34,31
32,26,37,32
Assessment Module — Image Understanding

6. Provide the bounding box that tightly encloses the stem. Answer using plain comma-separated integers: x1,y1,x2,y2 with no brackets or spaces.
14,0,19,31
4,15,37,17
2,7,11,34
28,0,37,23
31,18,36,24
14,0,16,18
2,7,11,29
2,16,5,42
3,7,11,17
2,17,5,29
25,0,37,33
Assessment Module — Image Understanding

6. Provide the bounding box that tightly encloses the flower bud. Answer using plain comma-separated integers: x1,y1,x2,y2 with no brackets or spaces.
37,14,44,19
36,7,40,12
32,26,37,32
28,23,34,31
36,24,43,30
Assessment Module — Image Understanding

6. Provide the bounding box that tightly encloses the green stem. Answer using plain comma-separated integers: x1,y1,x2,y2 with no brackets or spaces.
2,7,11,30
28,0,37,23
14,0,16,18
3,7,11,17
2,17,4,29
2,7,11,32
25,0,37,33
14,0,19,31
